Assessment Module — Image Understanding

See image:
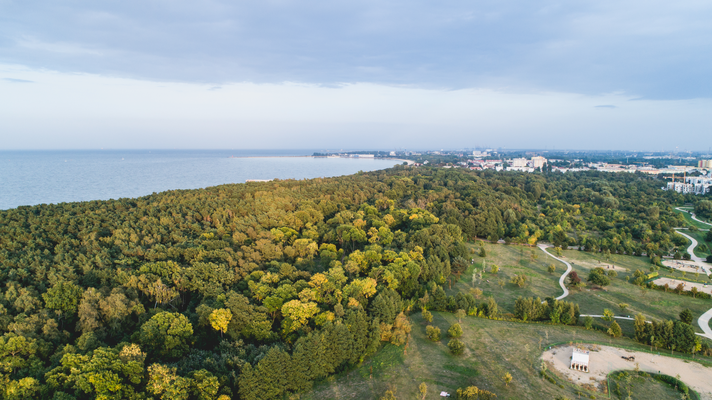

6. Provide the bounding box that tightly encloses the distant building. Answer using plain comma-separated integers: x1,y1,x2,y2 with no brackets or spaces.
358,154,375,158
510,158,528,168
531,156,547,170
389,151,396,156
699,160,712,169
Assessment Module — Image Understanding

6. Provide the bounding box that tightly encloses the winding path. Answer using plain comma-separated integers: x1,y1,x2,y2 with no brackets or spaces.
676,207,712,230
538,244,572,300
672,227,712,340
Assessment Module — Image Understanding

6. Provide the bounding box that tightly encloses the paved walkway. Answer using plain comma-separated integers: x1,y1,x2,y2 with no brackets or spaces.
676,207,712,230
673,228,712,340
538,244,572,300
673,229,710,274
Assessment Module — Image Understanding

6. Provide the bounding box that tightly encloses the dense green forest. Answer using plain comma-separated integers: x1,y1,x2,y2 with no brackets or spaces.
0,167,705,399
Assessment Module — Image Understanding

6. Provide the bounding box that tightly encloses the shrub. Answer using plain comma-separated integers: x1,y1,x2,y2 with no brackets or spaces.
426,325,441,341
448,339,465,355
448,323,463,338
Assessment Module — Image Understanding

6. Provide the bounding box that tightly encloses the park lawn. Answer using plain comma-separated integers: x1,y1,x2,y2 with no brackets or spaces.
559,249,712,336
675,207,712,231
608,371,685,400
305,312,712,400
447,243,711,337
445,242,563,314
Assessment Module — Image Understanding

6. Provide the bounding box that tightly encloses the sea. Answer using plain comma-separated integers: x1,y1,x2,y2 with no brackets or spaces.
0,150,402,210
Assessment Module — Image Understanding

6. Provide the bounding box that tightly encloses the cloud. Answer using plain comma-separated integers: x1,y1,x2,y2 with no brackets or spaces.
3,78,33,83
208,86,221,91
0,67,710,151
595,105,617,108
0,0,709,99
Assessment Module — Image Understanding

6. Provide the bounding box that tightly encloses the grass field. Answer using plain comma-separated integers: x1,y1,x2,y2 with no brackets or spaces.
608,371,688,400
451,243,712,337
305,312,711,400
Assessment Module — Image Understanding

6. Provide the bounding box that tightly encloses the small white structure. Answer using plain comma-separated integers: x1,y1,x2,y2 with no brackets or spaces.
570,348,590,372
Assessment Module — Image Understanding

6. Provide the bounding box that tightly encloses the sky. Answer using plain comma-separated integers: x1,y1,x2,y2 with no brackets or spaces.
1,0,711,151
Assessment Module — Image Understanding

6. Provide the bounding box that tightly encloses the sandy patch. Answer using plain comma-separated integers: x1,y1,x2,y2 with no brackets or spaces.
663,260,710,275
542,344,712,399
568,259,627,272
652,278,712,295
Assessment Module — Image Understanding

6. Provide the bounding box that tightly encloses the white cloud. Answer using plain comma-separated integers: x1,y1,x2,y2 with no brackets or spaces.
0,65,709,151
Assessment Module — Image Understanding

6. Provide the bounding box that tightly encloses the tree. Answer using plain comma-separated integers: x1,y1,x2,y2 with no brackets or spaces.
419,382,427,400
455,309,466,323
426,325,441,341
618,303,629,312
608,321,622,338
140,312,194,359
381,390,397,400
694,200,712,220
422,309,433,323
490,265,499,274
479,247,486,257
456,386,497,400
548,264,556,274
42,281,83,317
209,308,232,337
503,371,513,387
448,339,465,355
680,309,693,325
602,309,615,322
588,268,610,286
451,257,469,280
568,271,581,286
584,316,593,330
510,274,527,288
448,323,463,338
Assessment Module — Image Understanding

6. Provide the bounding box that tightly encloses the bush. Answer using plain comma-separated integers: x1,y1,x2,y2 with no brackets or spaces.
448,323,463,338
426,325,441,341
448,339,465,355
588,268,610,286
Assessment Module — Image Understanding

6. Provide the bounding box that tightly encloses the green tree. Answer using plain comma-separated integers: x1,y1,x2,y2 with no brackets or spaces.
42,281,83,317
422,309,433,323
584,316,594,330
448,339,465,355
448,323,463,338
679,309,693,325
146,363,192,400
139,312,194,359
608,321,622,338
547,264,556,274
602,309,615,322
426,325,441,341
455,309,466,323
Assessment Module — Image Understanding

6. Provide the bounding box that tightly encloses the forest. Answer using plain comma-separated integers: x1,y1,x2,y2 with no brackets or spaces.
0,166,707,399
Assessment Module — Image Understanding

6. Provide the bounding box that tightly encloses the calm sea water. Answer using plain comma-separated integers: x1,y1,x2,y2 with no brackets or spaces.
0,150,401,210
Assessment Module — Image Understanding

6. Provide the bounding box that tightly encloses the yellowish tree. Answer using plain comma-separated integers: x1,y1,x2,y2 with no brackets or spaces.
209,309,232,337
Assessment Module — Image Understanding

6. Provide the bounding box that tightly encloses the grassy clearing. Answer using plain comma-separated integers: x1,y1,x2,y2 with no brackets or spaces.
458,243,712,336
608,371,688,400
306,312,711,400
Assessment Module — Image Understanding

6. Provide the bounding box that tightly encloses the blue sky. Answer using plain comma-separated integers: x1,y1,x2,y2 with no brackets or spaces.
1,0,711,150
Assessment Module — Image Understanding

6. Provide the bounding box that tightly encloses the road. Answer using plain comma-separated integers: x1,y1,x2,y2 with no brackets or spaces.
538,244,572,300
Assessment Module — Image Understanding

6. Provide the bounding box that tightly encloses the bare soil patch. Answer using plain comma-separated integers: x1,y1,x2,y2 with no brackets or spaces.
662,259,710,275
652,277,712,295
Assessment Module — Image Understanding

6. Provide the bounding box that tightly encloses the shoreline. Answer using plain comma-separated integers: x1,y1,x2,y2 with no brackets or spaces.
228,155,415,165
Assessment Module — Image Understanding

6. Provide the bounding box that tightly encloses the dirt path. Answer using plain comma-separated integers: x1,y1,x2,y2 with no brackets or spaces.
542,344,712,399
538,244,572,300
